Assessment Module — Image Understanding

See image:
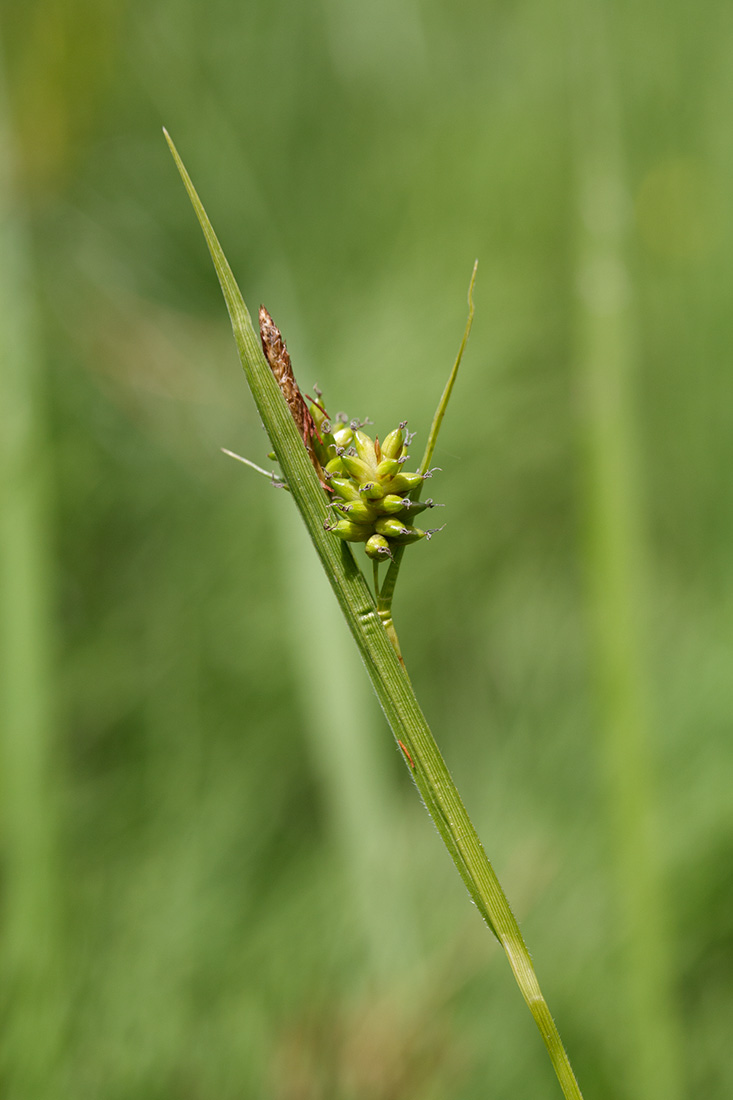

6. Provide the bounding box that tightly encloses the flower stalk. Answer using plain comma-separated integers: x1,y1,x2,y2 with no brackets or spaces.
165,129,584,1100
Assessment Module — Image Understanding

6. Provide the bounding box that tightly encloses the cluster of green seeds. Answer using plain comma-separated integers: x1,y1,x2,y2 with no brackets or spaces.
309,401,441,562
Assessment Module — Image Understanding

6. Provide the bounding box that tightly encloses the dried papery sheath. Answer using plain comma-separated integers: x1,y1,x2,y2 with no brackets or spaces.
259,305,323,479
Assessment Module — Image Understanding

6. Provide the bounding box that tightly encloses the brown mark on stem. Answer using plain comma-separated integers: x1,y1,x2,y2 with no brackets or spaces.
397,739,415,769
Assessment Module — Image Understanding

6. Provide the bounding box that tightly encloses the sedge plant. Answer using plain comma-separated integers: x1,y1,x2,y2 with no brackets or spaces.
165,129,584,1100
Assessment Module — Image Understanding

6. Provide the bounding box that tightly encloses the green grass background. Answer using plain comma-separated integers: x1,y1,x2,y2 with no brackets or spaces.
1,1,732,1097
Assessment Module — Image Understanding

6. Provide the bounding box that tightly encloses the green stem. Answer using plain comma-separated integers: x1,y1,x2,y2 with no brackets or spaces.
375,599,408,675
165,131,583,1100
372,561,407,665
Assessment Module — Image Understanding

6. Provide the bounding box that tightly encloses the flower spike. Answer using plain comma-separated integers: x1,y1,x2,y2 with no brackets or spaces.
318,417,444,559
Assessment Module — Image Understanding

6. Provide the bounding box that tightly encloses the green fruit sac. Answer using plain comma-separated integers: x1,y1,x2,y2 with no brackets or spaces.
365,534,392,560
374,516,426,543
379,494,431,517
353,430,377,468
308,401,328,432
325,455,347,476
334,499,379,524
397,497,432,517
328,476,361,502
375,456,403,482
380,424,406,460
359,481,386,501
381,470,425,495
326,518,373,543
333,425,354,448
340,454,374,484
312,434,334,466
379,494,408,515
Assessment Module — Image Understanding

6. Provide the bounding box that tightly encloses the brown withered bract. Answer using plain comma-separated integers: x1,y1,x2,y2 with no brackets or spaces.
258,305,324,481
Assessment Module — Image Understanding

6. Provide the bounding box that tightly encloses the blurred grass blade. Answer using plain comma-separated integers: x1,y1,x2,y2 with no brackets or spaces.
570,6,682,1098
165,130,584,1100
0,51,62,1094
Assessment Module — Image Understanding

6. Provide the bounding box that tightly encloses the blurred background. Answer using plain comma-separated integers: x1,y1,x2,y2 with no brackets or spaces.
1,0,732,1097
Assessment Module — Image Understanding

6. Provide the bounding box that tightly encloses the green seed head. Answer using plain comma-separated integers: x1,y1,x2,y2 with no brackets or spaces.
318,414,443,561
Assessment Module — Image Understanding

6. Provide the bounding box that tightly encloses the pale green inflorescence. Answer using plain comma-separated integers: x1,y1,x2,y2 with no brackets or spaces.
309,400,440,562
